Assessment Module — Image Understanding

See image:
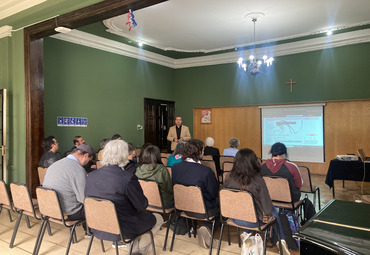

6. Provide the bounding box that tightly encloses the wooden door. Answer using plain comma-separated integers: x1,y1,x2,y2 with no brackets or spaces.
0,89,7,182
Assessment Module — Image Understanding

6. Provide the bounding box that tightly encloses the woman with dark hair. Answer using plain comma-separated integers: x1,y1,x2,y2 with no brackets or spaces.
135,145,174,208
261,142,302,202
167,141,185,167
224,148,290,255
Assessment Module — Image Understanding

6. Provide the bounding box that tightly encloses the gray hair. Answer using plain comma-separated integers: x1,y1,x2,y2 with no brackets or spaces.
101,140,129,167
229,137,240,148
173,141,186,156
204,137,215,147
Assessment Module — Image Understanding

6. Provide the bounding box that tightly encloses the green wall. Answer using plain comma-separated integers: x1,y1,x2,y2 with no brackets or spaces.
44,38,174,154
174,43,370,132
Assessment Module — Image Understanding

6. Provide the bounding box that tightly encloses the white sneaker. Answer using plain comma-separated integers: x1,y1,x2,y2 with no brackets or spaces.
276,240,290,255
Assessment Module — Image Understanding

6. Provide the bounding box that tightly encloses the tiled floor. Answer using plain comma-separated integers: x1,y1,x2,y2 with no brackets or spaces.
0,174,369,255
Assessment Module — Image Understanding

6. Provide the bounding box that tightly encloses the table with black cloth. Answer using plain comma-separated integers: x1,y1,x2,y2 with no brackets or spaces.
294,200,370,255
325,159,370,197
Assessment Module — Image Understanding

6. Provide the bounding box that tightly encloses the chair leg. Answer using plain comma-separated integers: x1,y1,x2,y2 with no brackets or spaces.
9,211,23,248
46,221,53,236
170,213,179,251
237,228,241,247
149,230,156,255
227,225,230,245
317,188,321,210
65,225,77,255
7,208,13,222
25,215,31,228
128,240,134,255
33,219,48,255
86,235,94,255
163,212,173,251
100,239,105,252
208,219,216,255
216,223,225,255
115,241,119,255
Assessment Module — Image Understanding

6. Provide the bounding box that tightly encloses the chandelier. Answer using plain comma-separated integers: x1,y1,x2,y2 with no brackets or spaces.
237,13,274,75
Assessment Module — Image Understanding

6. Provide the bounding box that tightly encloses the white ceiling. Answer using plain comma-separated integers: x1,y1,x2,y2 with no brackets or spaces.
0,0,46,20
103,0,370,53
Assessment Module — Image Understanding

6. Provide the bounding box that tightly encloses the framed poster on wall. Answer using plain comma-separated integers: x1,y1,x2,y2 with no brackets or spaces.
201,109,212,124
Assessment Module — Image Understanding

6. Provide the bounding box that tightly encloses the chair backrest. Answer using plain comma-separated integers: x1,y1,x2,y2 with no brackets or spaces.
173,184,206,215
202,155,213,161
84,197,121,235
135,149,141,157
10,183,35,213
167,166,172,177
298,166,312,192
222,171,231,183
139,179,163,209
219,189,257,224
200,160,218,179
263,176,292,203
223,162,233,171
96,160,103,169
161,153,171,158
36,187,64,220
220,156,234,171
0,180,12,207
161,157,168,166
38,167,47,185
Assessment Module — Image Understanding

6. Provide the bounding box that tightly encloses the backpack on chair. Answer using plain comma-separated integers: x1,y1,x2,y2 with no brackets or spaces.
301,195,316,225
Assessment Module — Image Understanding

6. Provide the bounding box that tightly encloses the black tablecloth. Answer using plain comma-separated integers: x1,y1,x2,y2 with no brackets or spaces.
325,159,370,188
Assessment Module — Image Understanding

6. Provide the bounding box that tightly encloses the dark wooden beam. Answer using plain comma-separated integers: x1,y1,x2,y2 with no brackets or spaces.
25,0,168,40
24,0,168,196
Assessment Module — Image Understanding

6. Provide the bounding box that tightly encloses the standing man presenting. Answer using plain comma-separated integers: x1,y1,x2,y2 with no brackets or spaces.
167,116,191,151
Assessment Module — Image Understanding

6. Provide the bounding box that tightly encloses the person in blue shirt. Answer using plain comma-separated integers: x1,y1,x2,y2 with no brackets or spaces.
222,137,240,157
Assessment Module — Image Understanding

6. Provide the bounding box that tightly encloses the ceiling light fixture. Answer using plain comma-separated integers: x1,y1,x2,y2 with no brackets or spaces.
237,12,273,75
54,17,71,33
326,30,333,36
138,41,143,47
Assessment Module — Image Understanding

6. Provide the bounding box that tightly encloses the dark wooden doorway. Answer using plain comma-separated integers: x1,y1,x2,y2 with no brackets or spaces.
144,98,175,152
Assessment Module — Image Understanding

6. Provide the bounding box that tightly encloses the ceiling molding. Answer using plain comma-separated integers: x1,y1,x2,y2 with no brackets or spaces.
0,25,12,38
0,0,47,20
51,28,370,69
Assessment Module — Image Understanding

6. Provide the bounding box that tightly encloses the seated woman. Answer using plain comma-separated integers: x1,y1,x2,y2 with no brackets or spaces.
204,137,220,175
85,140,163,252
167,141,185,167
223,148,290,255
222,137,240,157
136,145,174,208
261,142,302,202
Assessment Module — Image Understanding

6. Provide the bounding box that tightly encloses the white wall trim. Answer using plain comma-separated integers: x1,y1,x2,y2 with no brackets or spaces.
0,25,13,38
51,28,370,69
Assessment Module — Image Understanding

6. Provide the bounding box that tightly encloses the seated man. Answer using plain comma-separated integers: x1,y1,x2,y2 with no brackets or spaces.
43,144,96,235
261,142,302,202
85,140,163,253
171,139,219,249
38,136,60,168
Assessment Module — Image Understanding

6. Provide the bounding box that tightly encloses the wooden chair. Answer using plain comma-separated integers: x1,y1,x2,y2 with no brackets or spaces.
161,157,168,166
221,162,233,183
139,179,175,250
84,197,156,255
263,176,303,212
222,171,231,184
201,160,218,180
161,153,171,158
96,160,103,169
167,167,172,177
37,167,47,185
170,184,218,255
33,187,84,255
9,183,52,248
217,188,283,255
298,166,321,210
202,155,213,161
0,180,14,222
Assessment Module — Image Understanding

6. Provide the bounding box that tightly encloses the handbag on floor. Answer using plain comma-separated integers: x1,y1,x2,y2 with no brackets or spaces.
241,232,263,255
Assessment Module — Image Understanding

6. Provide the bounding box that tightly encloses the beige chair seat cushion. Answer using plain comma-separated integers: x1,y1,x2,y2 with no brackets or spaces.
225,218,270,231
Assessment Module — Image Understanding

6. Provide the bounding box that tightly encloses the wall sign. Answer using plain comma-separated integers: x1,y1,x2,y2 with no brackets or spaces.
57,116,88,127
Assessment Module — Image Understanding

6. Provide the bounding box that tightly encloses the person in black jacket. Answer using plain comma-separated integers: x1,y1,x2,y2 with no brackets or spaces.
172,139,219,249
85,140,163,253
203,137,221,175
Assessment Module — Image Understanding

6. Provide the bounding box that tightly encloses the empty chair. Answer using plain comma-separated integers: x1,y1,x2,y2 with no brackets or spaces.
33,186,83,255
201,160,218,180
202,155,213,161
217,188,283,255
263,176,303,212
37,167,47,185
220,156,234,171
170,184,218,255
9,183,52,248
298,166,321,210
84,197,156,255
222,162,233,183
139,179,174,250
0,180,13,222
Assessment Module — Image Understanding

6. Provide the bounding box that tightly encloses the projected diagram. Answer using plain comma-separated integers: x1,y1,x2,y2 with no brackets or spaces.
264,116,323,147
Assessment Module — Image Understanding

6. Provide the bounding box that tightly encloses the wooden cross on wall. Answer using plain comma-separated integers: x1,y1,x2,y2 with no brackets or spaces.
286,78,297,93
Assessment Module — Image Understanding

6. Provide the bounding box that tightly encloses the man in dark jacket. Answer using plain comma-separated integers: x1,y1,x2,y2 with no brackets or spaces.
38,136,60,168
85,140,163,253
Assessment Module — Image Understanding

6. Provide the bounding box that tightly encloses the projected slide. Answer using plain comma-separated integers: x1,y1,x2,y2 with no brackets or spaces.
261,105,325,162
